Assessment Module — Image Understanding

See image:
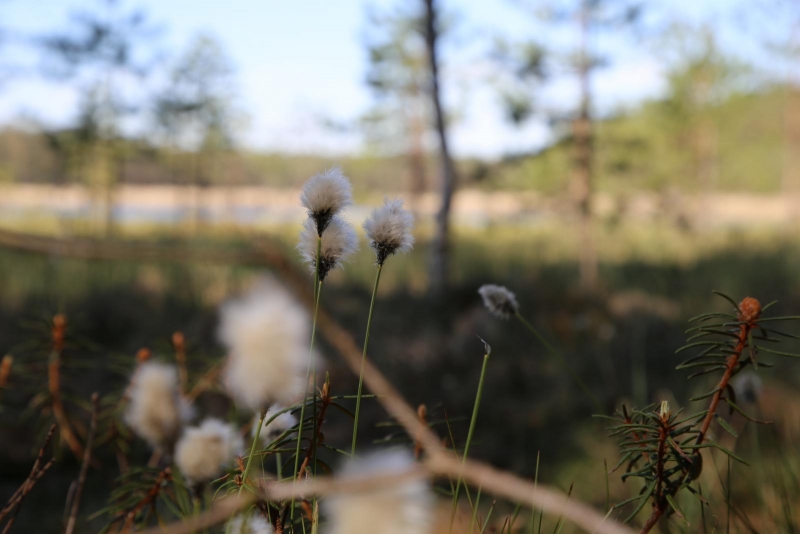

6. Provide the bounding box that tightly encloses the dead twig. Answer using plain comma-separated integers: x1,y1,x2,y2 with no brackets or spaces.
64,393,100,534
0,424,57,531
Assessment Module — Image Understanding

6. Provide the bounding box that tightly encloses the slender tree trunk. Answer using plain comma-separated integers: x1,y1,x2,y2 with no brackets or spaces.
407,87,428,212
423,0,457,295
572,1,597,291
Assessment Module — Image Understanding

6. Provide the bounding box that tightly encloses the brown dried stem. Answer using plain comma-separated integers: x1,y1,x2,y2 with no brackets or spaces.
0,424,57,531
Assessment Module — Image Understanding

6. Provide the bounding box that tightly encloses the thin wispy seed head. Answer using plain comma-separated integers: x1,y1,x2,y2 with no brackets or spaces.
363,198,415,265
478,284,520,319
218,278,311,411
298,216,359,282
300,167,353,235
174,419,244,485
124,361,193,450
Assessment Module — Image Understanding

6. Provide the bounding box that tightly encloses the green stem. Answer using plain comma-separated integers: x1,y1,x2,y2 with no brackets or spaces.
350,263,383,457
449,348,491,533
237,409,266,498
469,485,483,534
291,237,322,522
515,312,601,412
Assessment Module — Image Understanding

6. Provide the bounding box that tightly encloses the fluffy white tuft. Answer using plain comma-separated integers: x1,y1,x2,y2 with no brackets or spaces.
174,419,244,484
253,404,298,445
300,167,353,234
298,216,359,282
325,449,434,534
478,284,520,319
124,361,192,450
219,278,311,412
363,199,414,265
226,514,275,534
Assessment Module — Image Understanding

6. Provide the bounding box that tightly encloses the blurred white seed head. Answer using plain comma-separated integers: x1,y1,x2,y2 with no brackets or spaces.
175,419,244,484
219,278,311,412
226,514,275,534
301,167,353,235
363,199,414,265
252,404,298,445
298,216,359,282
124,361,193,450
326,449,434,534
478,284,520,319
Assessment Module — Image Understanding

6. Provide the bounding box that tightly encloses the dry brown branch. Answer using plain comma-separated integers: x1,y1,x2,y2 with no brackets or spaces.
425,454,629,534
0,228,280,267
137,468,428,534
65,393,100,534
0,230,633,534
0,424,57,531
136,494,254,534
138,459,633,534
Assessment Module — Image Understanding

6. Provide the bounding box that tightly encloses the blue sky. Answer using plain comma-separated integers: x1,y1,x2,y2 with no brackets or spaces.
0,0,789,158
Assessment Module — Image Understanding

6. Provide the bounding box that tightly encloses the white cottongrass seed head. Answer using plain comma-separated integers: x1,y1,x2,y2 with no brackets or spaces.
252,404,298,445
219,278,311,412
124,361,193,450
478,284,520,319
325,448,434,534
298,216,359,282
174,419,244,484
226,514,274,534
301,167,353,235
363,199,414,265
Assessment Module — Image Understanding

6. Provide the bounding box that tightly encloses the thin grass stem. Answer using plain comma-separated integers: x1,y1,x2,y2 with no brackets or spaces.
449,346,491,533
291,236,322,522
469,485,483,534
351,263,383,457
225,410,266,534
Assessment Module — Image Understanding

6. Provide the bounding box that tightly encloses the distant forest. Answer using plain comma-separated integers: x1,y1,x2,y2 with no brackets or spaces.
0,84,796,195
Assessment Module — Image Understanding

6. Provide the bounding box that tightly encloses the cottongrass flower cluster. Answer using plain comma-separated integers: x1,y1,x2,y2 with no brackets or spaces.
298,217,359,282
252,404,298,445
478,284,520,319
301,167,353,235
363,199,414,265
219,278,311,412
124,361,192,450
325,449,434,534
174,419,244,485
226,514,274,534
